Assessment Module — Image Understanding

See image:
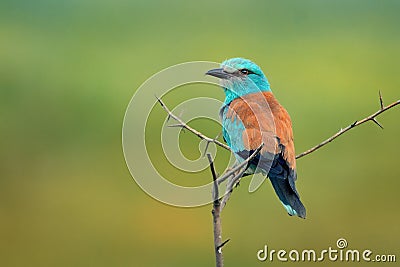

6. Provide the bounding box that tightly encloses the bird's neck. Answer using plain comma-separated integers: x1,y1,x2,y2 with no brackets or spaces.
223,86,272,105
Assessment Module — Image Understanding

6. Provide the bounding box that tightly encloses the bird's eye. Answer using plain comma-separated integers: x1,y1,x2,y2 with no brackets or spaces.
240,69,249,75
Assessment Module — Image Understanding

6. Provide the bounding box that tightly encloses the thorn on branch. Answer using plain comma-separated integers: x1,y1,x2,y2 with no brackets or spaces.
203,141,211,157
295,93,399,159
167,123,184,128
217,239,230,253
155,95,164,107
379,90,384,110
203,133,223,157
372,118,384,129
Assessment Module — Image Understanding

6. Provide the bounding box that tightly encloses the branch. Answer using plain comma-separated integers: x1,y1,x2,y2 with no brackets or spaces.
295,94,400,159
206,146,262,266
156,96,231,152
207,154,224,267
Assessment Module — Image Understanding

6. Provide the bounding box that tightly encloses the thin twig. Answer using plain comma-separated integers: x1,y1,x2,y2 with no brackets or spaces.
207,154,224,267
295,95,400,159
156,96,231,151
208,154,219,204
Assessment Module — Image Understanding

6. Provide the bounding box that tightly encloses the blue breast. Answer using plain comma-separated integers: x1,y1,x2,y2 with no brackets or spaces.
220,105,246,155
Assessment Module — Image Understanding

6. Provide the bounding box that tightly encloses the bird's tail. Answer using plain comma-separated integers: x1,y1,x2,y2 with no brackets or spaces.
269,177,306,219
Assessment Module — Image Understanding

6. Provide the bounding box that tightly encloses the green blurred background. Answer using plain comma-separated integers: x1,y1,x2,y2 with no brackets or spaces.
1,0,399,266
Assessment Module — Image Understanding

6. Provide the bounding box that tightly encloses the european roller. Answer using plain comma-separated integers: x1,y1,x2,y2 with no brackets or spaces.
206,58,306,219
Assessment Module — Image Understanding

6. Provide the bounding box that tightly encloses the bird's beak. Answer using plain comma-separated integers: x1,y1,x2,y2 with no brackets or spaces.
205,68,230,79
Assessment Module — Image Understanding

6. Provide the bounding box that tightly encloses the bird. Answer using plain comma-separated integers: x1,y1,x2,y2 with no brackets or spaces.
206,58,306,219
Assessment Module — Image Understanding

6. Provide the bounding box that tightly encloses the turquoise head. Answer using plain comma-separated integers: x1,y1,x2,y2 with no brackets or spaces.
206,58,271,105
